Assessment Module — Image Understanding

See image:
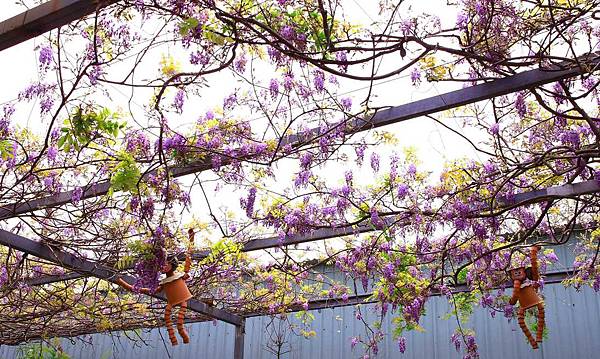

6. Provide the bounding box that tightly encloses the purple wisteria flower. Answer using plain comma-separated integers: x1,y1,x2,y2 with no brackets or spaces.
125,130,151,156
341,97,352,111
38,45,53,71
370,208,385,229
552,82,565,105
223,93,237,110
174,89,185,113
515,92,527,117
370,152,380,172
269,79,279,99
397,336,407,353
294,170,311,188
451,332,461,352
47,146,58,162
245,187,256,217
355,143,367,164
283,72,294,92
40,97,54,114
490,123,500,135
336,51,348,72
313,70,325,92
190,51,210,65
0,266,7,287
88,65,103,86
397,183,409,199
234,54,247,72
280,25,296,40
72,187,83,203
410,67,421,86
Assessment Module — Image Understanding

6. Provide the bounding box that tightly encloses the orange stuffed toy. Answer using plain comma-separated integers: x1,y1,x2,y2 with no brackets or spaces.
117,228,195,345
508,245,545,349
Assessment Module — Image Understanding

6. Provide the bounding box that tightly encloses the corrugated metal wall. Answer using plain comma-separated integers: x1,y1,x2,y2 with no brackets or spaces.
2,241,597,359
3,283,599,358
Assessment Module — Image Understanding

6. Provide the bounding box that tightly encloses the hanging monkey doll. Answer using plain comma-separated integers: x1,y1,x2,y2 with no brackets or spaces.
508,245,545,349
117,228,195,346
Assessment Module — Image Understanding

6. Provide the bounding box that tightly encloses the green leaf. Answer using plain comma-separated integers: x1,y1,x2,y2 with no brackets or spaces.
179,17,200,36
60,106,123,151
0,140,14,160
109,152,141,194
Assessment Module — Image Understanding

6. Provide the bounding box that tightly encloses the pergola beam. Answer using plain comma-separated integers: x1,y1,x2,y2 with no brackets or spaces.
22,178,600,287
0,0,114,52
0,54,598,220
2,268,575,346
249,269,575,316
0,229,243,326
239,179,600,251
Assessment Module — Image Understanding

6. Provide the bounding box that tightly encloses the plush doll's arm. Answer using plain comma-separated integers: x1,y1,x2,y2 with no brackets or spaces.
531,245,540,281
184,228,194,277
509,279,521,305
116,277,159,294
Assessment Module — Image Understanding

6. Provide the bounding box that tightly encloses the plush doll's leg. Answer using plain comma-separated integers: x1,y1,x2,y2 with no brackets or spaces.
536,303,545,343
165,304,178,346
177,301,190,344
518,307,537,349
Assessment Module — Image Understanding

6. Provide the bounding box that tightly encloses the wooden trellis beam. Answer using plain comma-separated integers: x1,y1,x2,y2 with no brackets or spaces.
0,229,244,326
0,0,113,52
0,53,598,219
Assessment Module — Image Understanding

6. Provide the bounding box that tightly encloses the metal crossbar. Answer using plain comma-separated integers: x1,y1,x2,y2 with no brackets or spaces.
0,229,243,326
21,178,600,287
0,0,114,52
0,54,597,219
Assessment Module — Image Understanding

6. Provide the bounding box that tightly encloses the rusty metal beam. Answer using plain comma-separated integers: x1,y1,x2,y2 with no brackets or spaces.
0,0,114,52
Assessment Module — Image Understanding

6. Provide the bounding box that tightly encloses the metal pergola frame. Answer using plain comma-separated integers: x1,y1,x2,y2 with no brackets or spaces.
21,178,599,288
0,0,114,52
1,2,599,357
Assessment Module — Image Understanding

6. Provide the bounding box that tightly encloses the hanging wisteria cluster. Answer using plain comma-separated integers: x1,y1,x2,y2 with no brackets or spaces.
0,0,600,358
